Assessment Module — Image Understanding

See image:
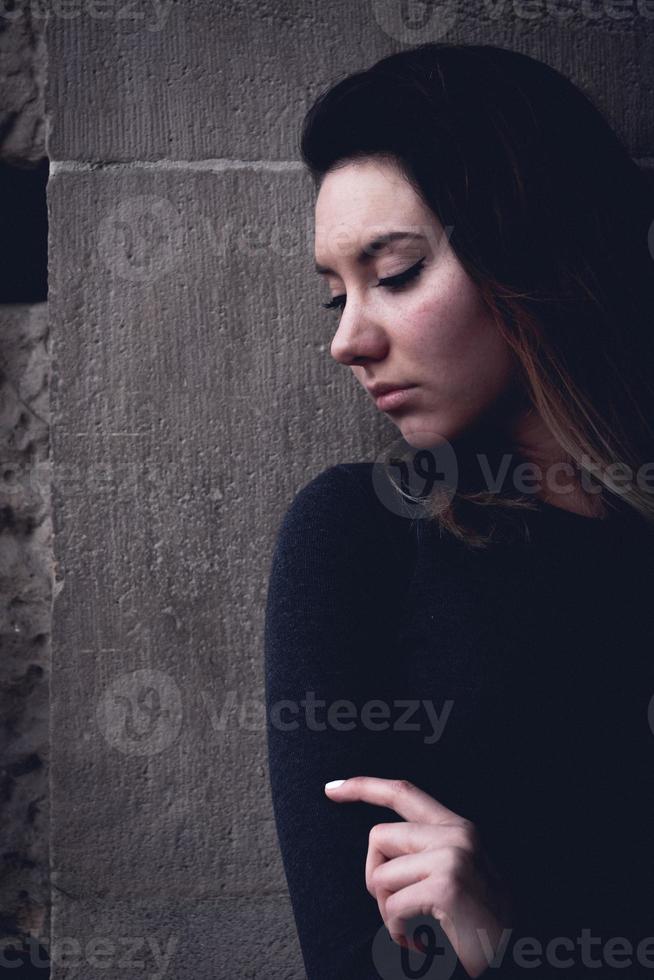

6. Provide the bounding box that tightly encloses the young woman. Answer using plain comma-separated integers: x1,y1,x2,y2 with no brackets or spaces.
264,42,654,979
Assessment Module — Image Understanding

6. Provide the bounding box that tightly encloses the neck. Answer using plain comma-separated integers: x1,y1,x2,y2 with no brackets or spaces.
505,404,608,519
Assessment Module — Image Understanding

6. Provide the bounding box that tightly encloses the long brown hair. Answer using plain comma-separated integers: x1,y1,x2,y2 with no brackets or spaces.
300,42,654,548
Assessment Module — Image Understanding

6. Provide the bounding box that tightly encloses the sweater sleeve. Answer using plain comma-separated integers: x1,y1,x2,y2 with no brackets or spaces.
264,464,391,978
263,464,474,979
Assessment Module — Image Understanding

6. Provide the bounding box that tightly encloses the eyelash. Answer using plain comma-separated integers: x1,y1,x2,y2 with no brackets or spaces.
321,256,427,312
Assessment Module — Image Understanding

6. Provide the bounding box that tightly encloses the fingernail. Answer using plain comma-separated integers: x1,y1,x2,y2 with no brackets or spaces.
325,779,345,790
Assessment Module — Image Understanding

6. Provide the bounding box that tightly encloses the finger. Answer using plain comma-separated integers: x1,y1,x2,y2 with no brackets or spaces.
365,822,430,897
374,882,425,954
365,822,471,896
374,883,393,935
324,776,463,826
384,877,460,956
370,849,446,896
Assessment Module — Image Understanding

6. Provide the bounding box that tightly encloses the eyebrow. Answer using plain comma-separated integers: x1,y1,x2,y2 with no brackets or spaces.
314,231,427,275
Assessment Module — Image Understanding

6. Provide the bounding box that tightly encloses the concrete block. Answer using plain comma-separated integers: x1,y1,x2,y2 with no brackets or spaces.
47,166,386,909
45,0,654,162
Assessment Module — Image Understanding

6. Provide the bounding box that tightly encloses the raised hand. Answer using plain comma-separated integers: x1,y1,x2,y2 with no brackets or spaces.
325,775,515,978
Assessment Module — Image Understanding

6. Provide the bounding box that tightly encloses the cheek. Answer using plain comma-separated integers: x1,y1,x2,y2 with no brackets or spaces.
404,294,514,394
403,291,487,364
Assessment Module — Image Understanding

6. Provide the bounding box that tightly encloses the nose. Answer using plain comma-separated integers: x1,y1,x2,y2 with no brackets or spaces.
329,295,389,367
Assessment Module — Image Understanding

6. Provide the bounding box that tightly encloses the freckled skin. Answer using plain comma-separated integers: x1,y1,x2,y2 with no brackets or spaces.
314,157,519,449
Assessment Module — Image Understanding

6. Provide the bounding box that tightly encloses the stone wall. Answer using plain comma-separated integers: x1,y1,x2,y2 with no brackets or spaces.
0,1,50,974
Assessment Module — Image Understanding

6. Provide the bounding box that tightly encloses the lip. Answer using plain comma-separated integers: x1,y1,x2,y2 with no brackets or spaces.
367,381,416,397
372,385,417,411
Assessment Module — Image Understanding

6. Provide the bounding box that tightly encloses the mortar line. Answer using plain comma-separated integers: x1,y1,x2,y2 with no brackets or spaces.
49,159,306,174
49,156,654,174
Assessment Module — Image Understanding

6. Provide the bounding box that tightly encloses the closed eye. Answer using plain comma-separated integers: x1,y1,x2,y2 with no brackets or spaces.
321,256,427,312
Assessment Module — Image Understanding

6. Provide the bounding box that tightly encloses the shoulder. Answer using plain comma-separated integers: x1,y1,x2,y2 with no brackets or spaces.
268,461,420,584
270,463,375,564
279,461,370,517
279,461,373,521
273,461,410,551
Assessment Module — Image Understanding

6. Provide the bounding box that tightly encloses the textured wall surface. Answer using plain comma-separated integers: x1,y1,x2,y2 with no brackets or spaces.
0,1,50,972
45,2,653,978
0,3,47,164
0,304,51,962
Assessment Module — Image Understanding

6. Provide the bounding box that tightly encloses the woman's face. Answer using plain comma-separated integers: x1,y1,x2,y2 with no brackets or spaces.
314,156,520,448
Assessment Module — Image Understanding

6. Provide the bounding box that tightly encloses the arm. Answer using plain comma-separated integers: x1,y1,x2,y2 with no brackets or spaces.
264,463,416,978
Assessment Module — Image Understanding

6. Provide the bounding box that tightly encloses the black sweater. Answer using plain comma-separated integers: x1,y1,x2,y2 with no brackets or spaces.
264,462,654,979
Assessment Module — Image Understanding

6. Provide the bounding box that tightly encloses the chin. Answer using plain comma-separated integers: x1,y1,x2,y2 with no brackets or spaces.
396,415,454,451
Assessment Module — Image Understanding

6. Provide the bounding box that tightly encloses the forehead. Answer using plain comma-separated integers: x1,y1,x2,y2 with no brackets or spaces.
314,158,432,255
